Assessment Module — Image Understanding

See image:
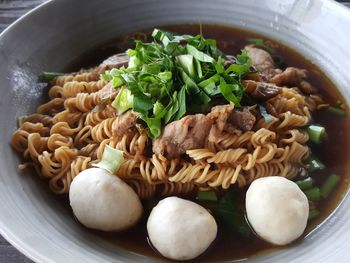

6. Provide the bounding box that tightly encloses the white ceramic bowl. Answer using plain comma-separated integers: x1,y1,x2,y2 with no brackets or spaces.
1,0,350,262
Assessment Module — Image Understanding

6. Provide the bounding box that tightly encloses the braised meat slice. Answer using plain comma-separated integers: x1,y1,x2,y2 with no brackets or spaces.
245,45,282,80
153,104,257,158
270,67,306,86
152,114,213,158
98,81,117,100
229,107,256,131
270,67,315,94
100,53,129,69
112,110,139,139
208,104,234,141
245,45,275,71
243,80,282,101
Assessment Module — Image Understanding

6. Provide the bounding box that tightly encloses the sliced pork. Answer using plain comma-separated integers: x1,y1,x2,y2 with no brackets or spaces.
208,104,235,141
229,107,256,131
98,81,117,100
152,114,213,158
270,67,315,94
153,104,257,158
112,110,139,139
100,53,129,69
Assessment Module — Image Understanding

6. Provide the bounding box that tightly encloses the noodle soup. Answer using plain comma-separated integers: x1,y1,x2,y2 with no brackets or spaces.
11,24,350,261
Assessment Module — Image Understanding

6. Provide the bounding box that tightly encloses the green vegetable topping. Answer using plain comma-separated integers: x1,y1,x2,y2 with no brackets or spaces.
304,187,321,202
225,49,252,76
320,174,340,199
102,28,253,138
306,125,327,144
216,191,251,237
39,72,64,83
327,106,346,117
306,154,326,172
196,191,218,201
295,177,314,191
93,145,124,174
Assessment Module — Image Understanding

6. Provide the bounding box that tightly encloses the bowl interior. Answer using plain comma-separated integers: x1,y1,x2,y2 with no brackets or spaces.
1,0,350,262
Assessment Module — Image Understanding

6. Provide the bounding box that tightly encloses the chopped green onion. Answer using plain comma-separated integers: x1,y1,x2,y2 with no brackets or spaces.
306,125,327,144
304,187,321,202
295,177,314,191
39,72,64,82
327,106,346,117
306,155,326,172
93,145,124,174
196,191,218,201
320,174,340,199
308,209,320,221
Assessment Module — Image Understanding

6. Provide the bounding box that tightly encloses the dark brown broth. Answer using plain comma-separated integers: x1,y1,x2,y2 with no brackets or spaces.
69,24,350,262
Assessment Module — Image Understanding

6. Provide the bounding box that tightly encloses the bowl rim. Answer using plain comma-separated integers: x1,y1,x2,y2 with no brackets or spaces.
1,0,350,262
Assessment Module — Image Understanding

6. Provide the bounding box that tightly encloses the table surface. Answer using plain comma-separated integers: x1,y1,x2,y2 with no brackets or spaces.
1,0,350,262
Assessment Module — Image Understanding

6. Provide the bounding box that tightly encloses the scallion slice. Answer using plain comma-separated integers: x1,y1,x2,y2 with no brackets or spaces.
306,155,326,172
306,125,327,144
320,174,340,199
304,187,321,202
327,106,346,117
196,191,218,201
295,177,314,191
92,145,124,174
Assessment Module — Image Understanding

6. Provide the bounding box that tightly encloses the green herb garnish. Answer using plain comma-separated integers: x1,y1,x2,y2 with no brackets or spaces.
104,29,253,138
246,38,284,67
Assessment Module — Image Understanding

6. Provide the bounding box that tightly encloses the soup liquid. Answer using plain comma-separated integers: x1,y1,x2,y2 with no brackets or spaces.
67,24,350,262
